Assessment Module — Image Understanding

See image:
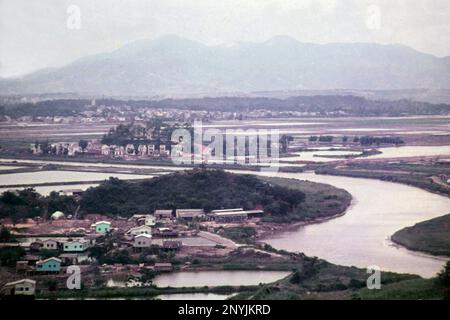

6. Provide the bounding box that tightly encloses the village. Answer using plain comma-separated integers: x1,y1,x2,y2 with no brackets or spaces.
0,204,265,298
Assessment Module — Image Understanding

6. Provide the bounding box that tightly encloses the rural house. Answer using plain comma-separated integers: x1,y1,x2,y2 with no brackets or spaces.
176,209,205,220
1,279,36,297
63,239,90,252
42,239,59,250
130,214,156,226
154,209,173,220
91,221,112,234
127,225,152,236
36,257,62,273
134,234,152,248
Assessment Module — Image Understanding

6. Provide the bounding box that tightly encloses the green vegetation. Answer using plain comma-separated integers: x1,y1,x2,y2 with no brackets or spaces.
38,284,256,300
392,214,450,256
101,121,193,147
168,247,301,272
316,162,450,197
0,188,77,222
356,277,447,300
80,169,305,217
78,139,88,153
258,176,352,223
3,96,450,119
309,136,334,142
358,136,404,146
0,247,25,267
219,227,257,244
237,256,417,300
0,226,16,242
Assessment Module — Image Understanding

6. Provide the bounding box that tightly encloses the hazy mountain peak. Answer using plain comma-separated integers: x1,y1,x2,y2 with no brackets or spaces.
1,35,449,95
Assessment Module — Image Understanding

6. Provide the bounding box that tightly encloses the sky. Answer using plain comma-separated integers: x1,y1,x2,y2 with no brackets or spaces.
1,0,450,78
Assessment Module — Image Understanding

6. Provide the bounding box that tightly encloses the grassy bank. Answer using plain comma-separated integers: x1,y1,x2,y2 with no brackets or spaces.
391,214,450,257
355,278,447,300
230,258,420,300
257,176,352,223
316,162,450,197
38,284,257,300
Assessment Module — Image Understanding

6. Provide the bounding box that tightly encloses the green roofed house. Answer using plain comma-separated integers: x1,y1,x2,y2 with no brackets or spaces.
36,257,61,273
63,239,90,252
91,221,112,234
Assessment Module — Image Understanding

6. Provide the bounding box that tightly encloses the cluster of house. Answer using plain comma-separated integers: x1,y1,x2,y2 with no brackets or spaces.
14,221,112,275
1,207,264,298
169,208,264,223
100,142,174,158
30,141,102,157
29,139,177,160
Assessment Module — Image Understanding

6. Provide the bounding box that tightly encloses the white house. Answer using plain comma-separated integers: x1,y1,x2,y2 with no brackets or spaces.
130,214,156,226
144,215,156,226
68,143,82,156
30,144,42,155
1,279,36,296
126,144,135,155
101,145,112,156
127,225,152,236
42,239,58,250
138,145,148,156
134,234,152,248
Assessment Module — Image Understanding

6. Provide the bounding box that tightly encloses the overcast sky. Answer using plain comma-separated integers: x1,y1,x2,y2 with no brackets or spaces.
1,0,450,77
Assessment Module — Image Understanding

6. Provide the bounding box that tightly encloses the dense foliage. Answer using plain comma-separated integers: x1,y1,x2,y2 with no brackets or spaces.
101,122,193,147
0,226,16,242
0,189,77,223
358,136,404,146
80,169,305,216
2,95,450,118
0,247,25,267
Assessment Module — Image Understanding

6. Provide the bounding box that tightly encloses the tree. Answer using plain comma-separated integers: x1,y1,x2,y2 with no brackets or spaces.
280,135,293,153
342,136,348,144
438,261,450,287
79,139,88,153
438,261,450,300
0,247,25,266
0,226,15,242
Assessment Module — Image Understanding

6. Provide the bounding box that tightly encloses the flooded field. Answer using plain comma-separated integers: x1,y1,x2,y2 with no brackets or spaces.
0,183,99,196
0,170,150,186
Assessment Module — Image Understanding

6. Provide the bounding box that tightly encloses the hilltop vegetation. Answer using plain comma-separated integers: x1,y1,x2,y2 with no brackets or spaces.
392,214,450,257
0,188,77,223
80,169,306,217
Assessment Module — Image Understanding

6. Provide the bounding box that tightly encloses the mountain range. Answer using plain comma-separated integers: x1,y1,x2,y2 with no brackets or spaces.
1,35,450,96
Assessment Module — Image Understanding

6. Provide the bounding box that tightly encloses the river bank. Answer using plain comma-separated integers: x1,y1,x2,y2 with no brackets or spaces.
391,214,450,257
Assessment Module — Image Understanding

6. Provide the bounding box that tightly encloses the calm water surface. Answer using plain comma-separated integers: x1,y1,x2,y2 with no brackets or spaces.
153,271,290,287
257,171,450,278
0,170,150,186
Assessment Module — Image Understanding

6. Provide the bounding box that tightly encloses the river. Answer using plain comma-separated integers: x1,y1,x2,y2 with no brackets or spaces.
255,171,450,278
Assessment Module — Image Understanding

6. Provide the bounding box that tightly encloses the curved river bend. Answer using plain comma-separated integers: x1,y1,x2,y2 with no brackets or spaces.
255,171,450,278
